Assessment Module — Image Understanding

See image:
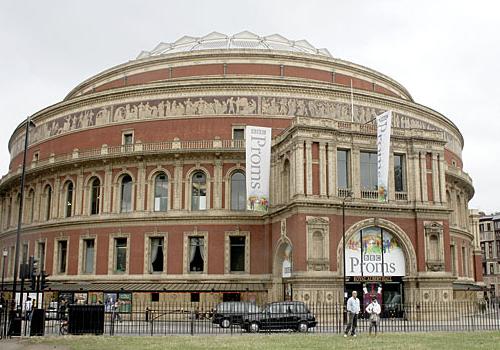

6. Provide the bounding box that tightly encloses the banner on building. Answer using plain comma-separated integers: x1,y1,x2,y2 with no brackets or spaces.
345,226,405,277
376,111,392,202
245,126,272,212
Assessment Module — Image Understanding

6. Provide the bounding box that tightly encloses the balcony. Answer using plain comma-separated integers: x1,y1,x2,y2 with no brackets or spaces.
1,139,245,187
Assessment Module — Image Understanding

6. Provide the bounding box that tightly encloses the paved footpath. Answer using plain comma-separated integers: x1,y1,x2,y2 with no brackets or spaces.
1,339,68,350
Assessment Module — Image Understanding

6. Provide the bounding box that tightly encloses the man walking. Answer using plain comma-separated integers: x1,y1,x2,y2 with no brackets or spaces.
344,290,360,337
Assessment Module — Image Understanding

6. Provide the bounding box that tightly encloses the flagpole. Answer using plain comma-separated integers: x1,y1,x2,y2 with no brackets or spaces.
350,79,354,122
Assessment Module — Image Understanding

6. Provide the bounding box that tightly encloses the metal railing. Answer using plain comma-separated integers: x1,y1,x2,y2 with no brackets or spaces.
1,300,499,337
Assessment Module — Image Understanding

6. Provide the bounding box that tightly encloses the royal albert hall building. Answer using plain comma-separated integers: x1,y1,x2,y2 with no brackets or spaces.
0,32,483,308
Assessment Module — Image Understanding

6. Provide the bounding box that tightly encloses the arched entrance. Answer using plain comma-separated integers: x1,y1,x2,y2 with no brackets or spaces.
337,218,417,315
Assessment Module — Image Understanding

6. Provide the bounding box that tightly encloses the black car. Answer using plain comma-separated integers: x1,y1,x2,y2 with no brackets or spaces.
212,302,261,328
242,301,317,333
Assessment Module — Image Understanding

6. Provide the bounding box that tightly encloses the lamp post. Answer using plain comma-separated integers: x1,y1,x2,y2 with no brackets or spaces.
342,190,353,309
11,116,36,310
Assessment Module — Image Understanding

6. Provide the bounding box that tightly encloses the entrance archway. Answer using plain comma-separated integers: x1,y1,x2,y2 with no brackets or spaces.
336,218,417,314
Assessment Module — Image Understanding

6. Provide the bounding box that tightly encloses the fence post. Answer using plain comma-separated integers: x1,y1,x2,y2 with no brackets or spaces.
190,310,194,336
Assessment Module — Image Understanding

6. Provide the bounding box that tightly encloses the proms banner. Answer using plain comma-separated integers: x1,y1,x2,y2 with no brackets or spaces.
376,111,392,202
345,226,405,277
245,126,271,212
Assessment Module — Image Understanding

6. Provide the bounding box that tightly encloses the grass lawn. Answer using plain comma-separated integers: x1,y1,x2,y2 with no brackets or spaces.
24,332,500,350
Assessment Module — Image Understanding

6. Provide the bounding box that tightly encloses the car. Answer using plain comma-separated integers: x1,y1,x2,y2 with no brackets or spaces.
212,302,261,328
242,301,317,333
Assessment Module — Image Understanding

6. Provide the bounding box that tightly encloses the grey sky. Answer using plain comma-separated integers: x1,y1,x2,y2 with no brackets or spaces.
0,0,498,213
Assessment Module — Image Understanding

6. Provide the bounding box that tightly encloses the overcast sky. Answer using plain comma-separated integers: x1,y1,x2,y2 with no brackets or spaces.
0,0,499,213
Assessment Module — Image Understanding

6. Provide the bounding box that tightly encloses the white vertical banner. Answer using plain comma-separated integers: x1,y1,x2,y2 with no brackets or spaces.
376,111,392,202
245,126,272,212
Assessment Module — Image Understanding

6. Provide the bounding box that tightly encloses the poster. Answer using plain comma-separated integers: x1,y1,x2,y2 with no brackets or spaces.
345,226,405,277
245,126,271,212
376,111,392,202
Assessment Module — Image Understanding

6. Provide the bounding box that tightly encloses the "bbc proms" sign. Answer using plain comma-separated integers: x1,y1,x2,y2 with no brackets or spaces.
345,226,405,277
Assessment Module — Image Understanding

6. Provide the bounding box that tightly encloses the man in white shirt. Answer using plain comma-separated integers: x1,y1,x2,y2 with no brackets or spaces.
344,290,360,337
366,296,381,335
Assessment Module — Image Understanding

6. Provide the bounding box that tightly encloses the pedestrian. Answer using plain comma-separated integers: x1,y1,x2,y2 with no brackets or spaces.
25,297,33,321
344,290,360,337
366,296,381,336
113,300,122,322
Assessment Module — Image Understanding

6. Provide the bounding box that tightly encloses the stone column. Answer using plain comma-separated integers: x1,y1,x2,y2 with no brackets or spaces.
432,153,440,203
411,152,421,202
74,169,84,216
319,142,327,197
388,153,395,201
438,153,447,205
213,160,223,209
327,142,336,198
295,141,305,196
52,176,61,219
173,161,183,210
351,146,360,198
420,152,428,202
34,180,42,222
136,162,146,211
290,149,296,199
103,165,113,213
305,141,313,196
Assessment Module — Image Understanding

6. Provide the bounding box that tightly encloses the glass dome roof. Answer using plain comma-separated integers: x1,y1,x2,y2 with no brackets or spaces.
136,31,332,59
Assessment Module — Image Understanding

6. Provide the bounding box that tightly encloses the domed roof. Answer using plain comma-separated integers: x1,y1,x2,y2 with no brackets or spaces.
136,31,332,59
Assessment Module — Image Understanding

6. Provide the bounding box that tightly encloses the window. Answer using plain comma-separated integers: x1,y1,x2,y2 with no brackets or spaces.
58,240,67,273
189,237,205,272
230,172,246,210
462,246,467,276
37,241,45,272
481,242,485,256
497,241,500,258
44,185,52,221
451,245,457,276
191,172,207,211
90,178,101,215
429,235,439,261
151,293,160,302
191,293,200,302
120,175,133,212
150,237,164,273
65,181,74,217
360,151,377,190
489,243,493,258
394,154,406,192
490,263,495,274
312,231,324,260
337,149,350,189
123,132,134,145
83,239,95,273
480,224,484,232
495,221,500,230
233,128,245,140
230,236,246,272
154,173,168,211
114,238,127,273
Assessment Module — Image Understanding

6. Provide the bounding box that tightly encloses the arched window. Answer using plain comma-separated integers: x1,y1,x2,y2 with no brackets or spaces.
44,185,52,221
230,172,246,210
90,178,100,215
121,175,133,213
312,231,324,259
191,171,207,211
282,160,290,202
65,181,74,218
154,173,168,212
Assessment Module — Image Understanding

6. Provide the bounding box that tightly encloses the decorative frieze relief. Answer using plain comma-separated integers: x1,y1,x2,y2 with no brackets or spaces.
11,94,462,160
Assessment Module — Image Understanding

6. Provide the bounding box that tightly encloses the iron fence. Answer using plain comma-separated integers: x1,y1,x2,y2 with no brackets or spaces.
1,299,499,337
